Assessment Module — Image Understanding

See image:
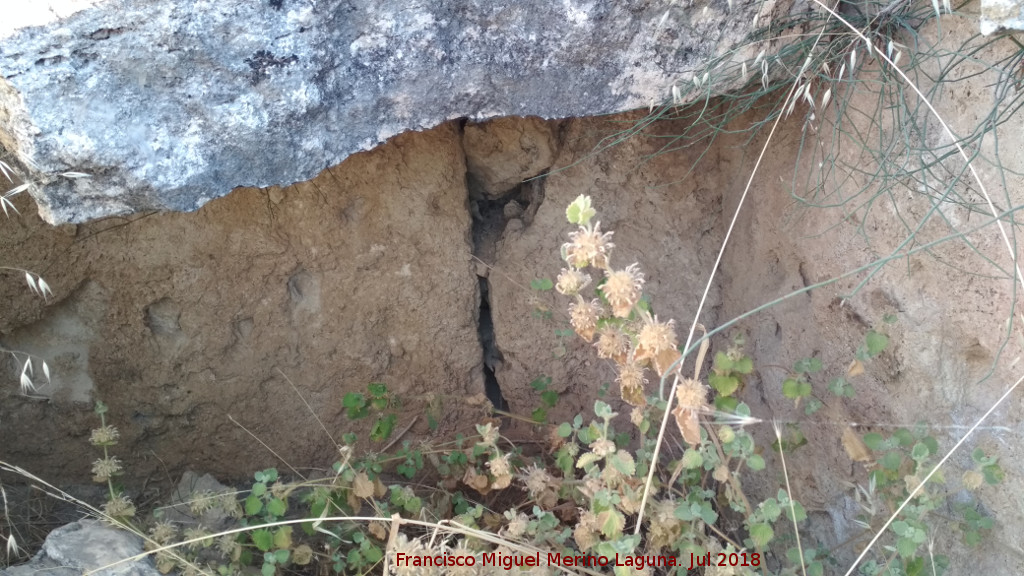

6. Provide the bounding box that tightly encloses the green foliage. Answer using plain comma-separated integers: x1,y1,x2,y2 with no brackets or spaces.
829,376,855,398
342,382,397,442
957,502,995,547
565,194,596,226
709,338,754,399
857,330,889,361
530,277,554,291
528,375,559,423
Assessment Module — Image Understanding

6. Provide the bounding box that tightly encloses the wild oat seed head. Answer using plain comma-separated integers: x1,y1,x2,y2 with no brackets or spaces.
595,326,630,360
604,264,644,318
637,316,677,354
555,268,592,296
676,378,709,411
564,222,614,269
92,457,123,483
89,425,120,446
569,297,603,342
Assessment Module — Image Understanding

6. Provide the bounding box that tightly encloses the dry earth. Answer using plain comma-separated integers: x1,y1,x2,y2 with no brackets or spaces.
2,12,1024,572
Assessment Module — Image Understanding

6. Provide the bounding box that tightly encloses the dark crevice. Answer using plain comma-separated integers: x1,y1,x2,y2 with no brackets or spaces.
464,131,549,412
477,277,508,412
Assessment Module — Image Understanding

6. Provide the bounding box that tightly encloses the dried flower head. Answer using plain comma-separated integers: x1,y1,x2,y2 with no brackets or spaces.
555,268,591,296
617,362,648,407
89,425,120,446
564,442,580,458
635,314,682,376
637,316,677,356
594,326,630,363
270,481,290,500
292,544,314,566
564,222,614,269
390,534,429,576
492,472,513,490
149,522,178,545
673,378,708,445
569,297,603,342
189,490,217,516
604,264,644,318
103,494,136,520
487,453,512,478
502,512,529,539
521,464,555,498
589,437,616,458
153,550,177,574
574,510,600,552
219,493,243,518
676,378,709,411
183,526,211,551
447,540,480,576
630,406,645,427
218,534,242,560
92,457,123,483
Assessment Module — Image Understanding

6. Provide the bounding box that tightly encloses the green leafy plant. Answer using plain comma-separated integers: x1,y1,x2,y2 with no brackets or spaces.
708,335,754,411
528,375,558,423
343,383,397,442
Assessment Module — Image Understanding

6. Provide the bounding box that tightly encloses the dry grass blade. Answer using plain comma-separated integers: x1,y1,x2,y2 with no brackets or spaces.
774,420,806,576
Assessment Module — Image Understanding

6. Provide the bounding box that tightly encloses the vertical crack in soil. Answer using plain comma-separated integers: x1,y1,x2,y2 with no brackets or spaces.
477,276,508,411
465,147,547,411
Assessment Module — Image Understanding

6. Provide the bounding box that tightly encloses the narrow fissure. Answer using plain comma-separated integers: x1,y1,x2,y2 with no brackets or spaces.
476,277,508,412
466,159,545,412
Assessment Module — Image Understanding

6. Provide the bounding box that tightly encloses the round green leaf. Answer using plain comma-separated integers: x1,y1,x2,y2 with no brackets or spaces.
747,454,766,471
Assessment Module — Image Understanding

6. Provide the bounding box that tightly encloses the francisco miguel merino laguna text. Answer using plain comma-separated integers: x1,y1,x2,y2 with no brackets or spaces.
393,550,762,570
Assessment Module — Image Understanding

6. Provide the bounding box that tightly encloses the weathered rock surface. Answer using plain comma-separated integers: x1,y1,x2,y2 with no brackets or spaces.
0,0,782,225
981,0,1024,33
0,520,159,576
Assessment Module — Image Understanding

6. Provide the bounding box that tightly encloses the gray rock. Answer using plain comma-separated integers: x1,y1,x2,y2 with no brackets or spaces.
0,520,159,576
981,0,1024,34
159,471,237,533
0,0,786,224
